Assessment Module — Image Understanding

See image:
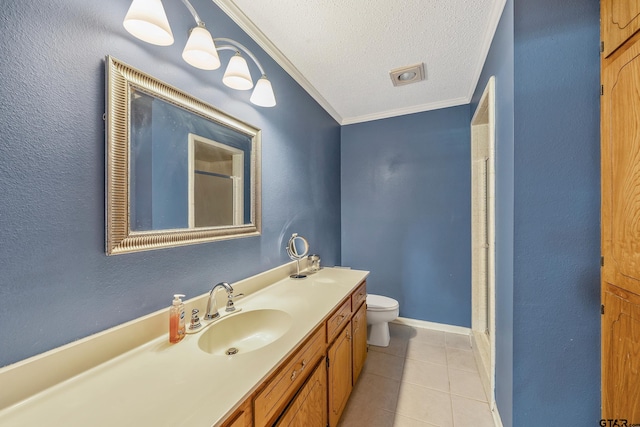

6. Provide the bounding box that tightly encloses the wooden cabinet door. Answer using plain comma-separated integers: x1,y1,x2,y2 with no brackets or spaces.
602,284,640,421
602,19,640,422
276,359,327,427
327,323,352,427
602,34,640,296
351,303,367,385
602,0,640,57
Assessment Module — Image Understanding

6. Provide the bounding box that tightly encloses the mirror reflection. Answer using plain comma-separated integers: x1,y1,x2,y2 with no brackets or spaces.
129,89,253,231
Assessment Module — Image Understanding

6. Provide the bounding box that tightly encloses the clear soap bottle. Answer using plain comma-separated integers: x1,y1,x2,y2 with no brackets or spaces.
169,294,186,343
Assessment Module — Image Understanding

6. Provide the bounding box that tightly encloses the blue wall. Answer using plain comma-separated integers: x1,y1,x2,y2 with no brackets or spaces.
512,0,600,424
471,1,515,424
472,0,600,425
0,0,341,368
341,106,472,327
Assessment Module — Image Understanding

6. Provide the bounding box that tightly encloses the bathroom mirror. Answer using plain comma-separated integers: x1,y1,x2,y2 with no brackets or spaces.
105,56,261,255
286,233,309,279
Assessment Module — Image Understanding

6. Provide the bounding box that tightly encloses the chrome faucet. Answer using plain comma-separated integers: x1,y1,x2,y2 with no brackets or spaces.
205,282,234,320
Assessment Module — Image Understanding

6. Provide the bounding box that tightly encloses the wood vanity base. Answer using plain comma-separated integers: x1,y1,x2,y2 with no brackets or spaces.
221,280,368,427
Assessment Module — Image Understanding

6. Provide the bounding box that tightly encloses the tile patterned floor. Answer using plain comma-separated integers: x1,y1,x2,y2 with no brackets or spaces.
338,323,495,427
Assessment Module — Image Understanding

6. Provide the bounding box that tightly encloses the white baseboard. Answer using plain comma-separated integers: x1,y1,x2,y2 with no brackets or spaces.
392,317,472,335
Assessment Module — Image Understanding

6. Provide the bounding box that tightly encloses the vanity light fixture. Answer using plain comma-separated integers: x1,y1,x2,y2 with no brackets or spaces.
123,0,174,46
123,0,276,107
222,51,253,90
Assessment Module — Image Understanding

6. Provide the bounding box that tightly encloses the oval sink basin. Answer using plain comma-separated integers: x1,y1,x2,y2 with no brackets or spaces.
198,309,292,356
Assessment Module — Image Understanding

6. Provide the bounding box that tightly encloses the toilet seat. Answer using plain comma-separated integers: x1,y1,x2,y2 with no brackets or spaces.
366,294,399,312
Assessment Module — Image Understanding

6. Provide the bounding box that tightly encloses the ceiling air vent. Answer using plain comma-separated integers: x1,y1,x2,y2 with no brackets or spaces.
389,63,425,87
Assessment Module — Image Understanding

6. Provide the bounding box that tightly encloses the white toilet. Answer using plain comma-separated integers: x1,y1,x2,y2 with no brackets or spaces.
366,294,400,347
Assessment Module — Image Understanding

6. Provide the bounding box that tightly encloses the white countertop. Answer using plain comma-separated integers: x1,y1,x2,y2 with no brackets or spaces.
0,267,368,427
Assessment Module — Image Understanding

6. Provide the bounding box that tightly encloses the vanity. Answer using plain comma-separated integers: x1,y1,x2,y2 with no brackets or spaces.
0,263,368,427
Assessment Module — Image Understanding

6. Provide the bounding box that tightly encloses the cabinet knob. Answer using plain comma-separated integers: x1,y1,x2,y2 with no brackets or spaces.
290,360,307,381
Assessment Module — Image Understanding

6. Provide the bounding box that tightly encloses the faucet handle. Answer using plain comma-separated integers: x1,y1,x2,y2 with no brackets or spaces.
225,293,244,312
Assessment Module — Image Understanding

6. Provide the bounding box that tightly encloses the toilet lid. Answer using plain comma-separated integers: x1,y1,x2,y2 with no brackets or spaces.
366,294,399,311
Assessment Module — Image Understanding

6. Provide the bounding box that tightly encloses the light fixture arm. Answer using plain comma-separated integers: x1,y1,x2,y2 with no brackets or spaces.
214,38,267,76
180,0,205,27
123,0,275,106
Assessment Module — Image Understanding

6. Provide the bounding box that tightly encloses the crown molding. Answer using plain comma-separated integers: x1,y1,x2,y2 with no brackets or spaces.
341,97,470,125
211,0,343,124
466,0,507,101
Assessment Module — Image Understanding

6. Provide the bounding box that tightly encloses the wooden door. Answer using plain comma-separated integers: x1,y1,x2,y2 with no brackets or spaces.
351,303,367,385
601,10,640,422
327,323,352,427
601,34,640,296
601,0,640,57
276,359,327,427
602,284,640,420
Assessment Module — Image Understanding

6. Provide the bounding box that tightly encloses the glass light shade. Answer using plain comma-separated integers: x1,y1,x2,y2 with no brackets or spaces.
222,53,253,90
250,76,276,107
182,26,221,70
123,0,174,46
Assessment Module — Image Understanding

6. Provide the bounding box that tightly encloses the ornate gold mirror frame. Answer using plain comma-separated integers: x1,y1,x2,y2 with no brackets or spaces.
105,56,261,255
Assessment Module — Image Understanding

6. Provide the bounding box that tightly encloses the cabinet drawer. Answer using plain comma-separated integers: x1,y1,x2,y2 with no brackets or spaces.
221,399,252,427
351,281,367,312
254,327,325,427
326,299,351,343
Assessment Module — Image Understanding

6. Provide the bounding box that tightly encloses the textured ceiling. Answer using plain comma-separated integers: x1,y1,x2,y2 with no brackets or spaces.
214,0,506,125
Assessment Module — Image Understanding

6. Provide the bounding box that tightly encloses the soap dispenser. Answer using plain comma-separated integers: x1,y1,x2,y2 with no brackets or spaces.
169,294,186,343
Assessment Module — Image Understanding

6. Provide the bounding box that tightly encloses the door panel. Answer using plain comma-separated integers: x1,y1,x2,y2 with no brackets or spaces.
602,283,640,421
602,35,640,296
327,323,352,427
602,0,640,57
351,303,367,385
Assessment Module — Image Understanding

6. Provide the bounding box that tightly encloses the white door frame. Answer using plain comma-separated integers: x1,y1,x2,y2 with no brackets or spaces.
188,133,244,227
470,76,496,410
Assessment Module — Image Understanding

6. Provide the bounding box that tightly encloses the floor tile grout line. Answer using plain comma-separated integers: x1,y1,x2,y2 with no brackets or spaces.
449,386,456,427
449,391,489,403
399,379,451,394
447,361,455,427
445,346,474,352
404,357,448,365
384,408,442,427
